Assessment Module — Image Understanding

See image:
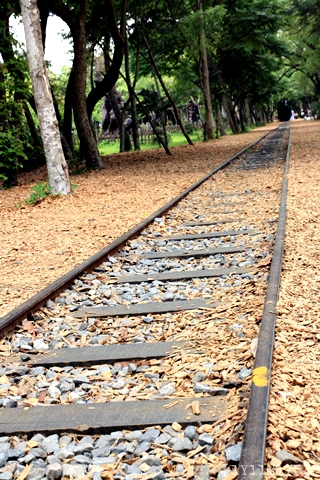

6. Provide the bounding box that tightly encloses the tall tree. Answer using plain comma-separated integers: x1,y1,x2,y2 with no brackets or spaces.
41,0,104,169
284,0,320,97
86,0,127,121
20,0,70,194
143,34,194,145
196,0,214,140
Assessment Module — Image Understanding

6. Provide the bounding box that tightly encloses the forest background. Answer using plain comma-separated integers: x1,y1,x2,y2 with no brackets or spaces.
0,0,319,193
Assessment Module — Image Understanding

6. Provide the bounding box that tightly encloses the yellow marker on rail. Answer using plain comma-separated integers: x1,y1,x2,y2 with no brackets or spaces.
252,366,269,387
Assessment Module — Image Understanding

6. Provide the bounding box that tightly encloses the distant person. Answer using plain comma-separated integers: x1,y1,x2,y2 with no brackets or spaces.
290,110,295,120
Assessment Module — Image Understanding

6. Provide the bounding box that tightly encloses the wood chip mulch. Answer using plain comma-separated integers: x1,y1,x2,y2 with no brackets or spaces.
266,120,320,479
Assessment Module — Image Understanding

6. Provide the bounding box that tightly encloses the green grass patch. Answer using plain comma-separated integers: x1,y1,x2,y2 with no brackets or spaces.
98,132,202,156
16,181,78,208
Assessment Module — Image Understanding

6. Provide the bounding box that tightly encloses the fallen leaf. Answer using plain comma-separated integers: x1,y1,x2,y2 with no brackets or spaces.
257,257,271,267
22,321,39,336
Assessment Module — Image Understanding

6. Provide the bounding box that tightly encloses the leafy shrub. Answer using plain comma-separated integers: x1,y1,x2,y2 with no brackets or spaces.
24,182,52,205
0,129,27,186
183,122,194,134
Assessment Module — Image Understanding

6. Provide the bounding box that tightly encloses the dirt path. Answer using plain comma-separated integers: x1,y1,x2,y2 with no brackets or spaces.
0,125,276,317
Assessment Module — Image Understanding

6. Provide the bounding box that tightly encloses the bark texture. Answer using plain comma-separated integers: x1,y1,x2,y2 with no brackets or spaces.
40,0,103,169
71,0,104,169
115,34,140,151
124,36,140,150
62,69,75,157
215,104,226,136
20,0,70,194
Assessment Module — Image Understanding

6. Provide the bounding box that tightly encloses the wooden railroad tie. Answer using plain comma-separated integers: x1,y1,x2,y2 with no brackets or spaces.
132,246,253,260
72,298,220,318
101,266,255,286
147,229,257,242
29,341,192,367
0,397,227,436
182,218,246,226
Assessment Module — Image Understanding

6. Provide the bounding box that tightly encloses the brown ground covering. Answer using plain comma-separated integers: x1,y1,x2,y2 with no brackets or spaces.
266,120,320,478
0,124,276,317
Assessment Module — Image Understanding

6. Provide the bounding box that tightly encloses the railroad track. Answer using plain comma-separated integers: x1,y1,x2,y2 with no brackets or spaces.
0,124,290,480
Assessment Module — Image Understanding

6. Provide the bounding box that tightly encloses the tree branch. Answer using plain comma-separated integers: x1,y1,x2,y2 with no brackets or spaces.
86,0,126,119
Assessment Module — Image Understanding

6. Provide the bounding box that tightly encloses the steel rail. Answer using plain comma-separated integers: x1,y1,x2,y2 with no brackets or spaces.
238,124,291,479
0,125,280,336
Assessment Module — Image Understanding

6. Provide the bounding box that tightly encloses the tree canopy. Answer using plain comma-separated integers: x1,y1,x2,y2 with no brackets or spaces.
0,0,319,188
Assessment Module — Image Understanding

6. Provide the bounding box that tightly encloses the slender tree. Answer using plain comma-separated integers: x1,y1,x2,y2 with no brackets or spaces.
42,0,104,169
19,0,70,194
124,33,140,150
143,34,194,145
196,0,214,140
86,0,127,120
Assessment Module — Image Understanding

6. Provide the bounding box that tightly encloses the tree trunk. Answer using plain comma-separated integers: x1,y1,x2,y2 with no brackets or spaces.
62,69,75,158
86,0,126,120
259,102,266,123
124,33,140,150
239,99,246,132
38,1,49,49
245,99,254,126
0,68,7,126
152,67,168,147
197,0,214,140
72,0,104,169
109,86,132,152
143,35,194,146
251,104,258,124
223,98,239,134
20,0,70,194
104,34,131,153
131,97,140,150
215,104,226,136
111,58,171,155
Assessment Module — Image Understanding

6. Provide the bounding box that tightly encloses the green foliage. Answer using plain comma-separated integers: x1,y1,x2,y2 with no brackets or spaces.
179,6,227,54
135,88,170,118
311,100,320,116
48,66,72,123
23,182,52,205
282,0,320,109
18,181,76,207
183,122,194,134
0,25,35,185
0,128,26,184
5,0,318,177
